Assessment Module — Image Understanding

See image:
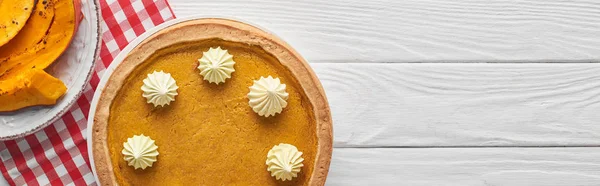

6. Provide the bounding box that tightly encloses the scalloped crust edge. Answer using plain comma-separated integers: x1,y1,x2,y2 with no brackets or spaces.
91,18,332,186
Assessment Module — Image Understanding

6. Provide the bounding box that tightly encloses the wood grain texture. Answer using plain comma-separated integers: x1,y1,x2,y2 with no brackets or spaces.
311,63,600,147
171,0,600,62
328,148,600,186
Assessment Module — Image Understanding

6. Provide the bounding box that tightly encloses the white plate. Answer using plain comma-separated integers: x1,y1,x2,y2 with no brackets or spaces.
0,0,101,140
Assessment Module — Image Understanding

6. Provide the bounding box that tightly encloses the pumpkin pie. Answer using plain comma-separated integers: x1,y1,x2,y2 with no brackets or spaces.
91,18,332,185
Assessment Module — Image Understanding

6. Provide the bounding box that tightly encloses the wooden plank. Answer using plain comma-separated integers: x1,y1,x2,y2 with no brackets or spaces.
170,0,600,62
328,147,600,186
310,63,600,147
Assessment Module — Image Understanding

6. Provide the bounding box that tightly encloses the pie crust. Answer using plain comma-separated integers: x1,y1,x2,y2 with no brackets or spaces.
91,18,332,185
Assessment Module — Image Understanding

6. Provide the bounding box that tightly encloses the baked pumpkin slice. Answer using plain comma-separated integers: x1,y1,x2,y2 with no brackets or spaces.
0,0,56,58
0,69,67,111
0,0,80,77
0,0,35,47
0,0,81,111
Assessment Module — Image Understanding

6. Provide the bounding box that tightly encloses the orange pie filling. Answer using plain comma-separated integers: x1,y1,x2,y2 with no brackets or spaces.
107,39,318,185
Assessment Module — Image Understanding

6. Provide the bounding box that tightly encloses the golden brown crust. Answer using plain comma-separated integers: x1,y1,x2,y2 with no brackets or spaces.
92,18,332,186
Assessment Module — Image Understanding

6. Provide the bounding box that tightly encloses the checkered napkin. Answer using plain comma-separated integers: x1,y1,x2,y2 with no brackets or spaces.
0,0,175,185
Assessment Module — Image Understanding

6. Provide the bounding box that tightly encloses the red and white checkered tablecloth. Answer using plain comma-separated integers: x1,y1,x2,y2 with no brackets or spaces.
0,0,175,185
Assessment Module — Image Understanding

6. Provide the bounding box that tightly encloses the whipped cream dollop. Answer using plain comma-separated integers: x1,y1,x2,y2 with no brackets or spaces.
141,71,179,107
122,134,159,170
266,143,304,181
247,76,289,117
197,46,236,84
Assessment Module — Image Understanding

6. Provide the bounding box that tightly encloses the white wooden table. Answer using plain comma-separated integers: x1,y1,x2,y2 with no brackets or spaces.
4,0,600,185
